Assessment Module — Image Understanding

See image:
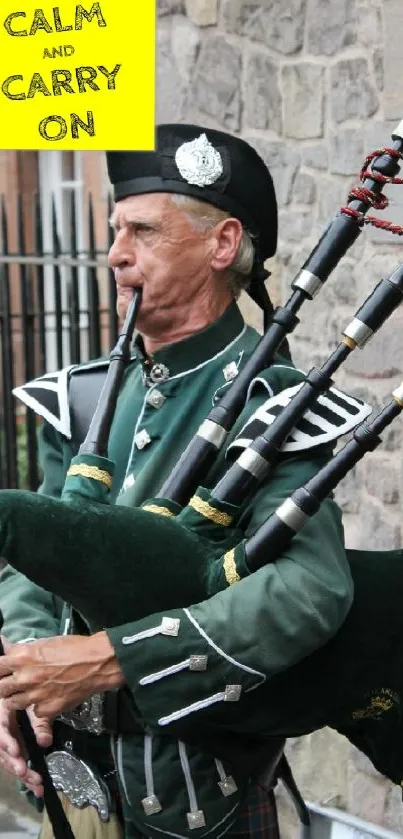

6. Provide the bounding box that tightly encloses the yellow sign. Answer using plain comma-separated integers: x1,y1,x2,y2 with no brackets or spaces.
0,1,156,149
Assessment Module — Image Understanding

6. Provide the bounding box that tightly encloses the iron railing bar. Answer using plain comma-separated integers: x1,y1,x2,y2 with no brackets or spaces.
51,197,64,369
87,195,101,358
0,197,18,488
17,194,39,490
34,193,47,374
68,192,81,363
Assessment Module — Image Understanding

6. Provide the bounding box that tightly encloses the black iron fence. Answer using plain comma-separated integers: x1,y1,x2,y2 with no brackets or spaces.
0,192,119,491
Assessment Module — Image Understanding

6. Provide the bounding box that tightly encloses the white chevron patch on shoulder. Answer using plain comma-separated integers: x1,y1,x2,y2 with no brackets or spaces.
13,365,75,438
228,383,372,454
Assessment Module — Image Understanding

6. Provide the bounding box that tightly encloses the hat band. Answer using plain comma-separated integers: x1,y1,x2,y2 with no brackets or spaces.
112,176,258,242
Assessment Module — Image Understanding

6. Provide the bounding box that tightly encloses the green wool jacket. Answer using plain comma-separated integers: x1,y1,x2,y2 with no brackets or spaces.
0,302,353,839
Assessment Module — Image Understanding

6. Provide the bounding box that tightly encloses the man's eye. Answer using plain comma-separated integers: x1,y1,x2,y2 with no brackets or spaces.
131,223,152,233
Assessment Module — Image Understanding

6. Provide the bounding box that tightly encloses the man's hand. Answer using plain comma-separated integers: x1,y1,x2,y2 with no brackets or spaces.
0,633,125,717
0,699,52,797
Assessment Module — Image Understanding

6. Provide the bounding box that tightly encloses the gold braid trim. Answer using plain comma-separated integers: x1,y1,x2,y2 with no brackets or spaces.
223,549,241,586
142,504,175,518
189,495,233,527
66,464,113,490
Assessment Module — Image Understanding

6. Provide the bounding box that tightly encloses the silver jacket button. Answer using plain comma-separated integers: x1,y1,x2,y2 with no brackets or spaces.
135,429,152,450
142,794,162,815
187,810,206,829
223,361,238,382
146,389,166,409
189,655,208,672
161,617,180,636
218,775,238,796
224,684,242,702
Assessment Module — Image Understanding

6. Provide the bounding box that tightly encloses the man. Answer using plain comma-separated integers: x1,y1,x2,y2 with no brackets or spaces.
0,125,353,839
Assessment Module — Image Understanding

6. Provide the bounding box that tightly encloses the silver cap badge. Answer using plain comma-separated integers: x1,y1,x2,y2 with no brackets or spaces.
175,133,223,187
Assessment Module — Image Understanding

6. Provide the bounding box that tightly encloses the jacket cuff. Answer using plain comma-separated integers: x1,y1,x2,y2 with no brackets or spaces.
106,607,265,730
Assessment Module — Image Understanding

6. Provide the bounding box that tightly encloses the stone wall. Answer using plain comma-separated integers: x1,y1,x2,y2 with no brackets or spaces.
156,1,403,836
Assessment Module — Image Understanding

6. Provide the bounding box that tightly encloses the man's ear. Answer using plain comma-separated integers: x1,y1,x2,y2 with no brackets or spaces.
210,218,243,272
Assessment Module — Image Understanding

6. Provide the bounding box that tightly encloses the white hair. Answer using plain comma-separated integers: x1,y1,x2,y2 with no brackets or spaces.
171,194,255,297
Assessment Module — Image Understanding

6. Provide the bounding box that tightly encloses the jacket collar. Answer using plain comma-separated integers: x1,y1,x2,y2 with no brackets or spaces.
134,301,246,379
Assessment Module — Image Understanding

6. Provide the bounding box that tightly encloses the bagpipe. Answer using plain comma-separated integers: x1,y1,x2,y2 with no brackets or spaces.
2,121,403,791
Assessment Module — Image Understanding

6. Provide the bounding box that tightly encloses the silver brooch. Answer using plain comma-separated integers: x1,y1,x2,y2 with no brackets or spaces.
46,751,111,821
149,362,170,383
175,133,223,187
57,693,105,736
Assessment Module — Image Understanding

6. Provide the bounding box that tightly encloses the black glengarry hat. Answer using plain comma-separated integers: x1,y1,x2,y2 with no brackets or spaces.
106,124,277,264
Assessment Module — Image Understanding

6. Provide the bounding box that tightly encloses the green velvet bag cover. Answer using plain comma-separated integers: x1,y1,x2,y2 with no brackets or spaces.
1,468,403,785
0,472,243,632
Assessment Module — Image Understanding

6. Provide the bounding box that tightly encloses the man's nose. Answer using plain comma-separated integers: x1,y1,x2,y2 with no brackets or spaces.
108,233,136,269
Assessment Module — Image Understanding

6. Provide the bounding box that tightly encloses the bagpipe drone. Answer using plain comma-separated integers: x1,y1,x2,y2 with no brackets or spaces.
2,121,403,793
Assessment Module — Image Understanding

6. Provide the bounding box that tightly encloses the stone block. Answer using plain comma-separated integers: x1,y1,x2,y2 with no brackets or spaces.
329,129,364,176
356,0,382,47
285,730,350,806
156,20,186,122
189,36,241,130
344,306,403,379
220,0,307,54
282,64,325,140
373,47,384,91
352,249,400,304
342,511,367,550
330,59,379,124
334,466,362,515
359,497,401,549
290,339,324,373
384,784,403,835
301,144,328,171
244,51,281,133
307,0,357,56
316,177,349,229
278,209,313,243
364,119,401,152
172,16,201,84
278,241,312,281
158,0,185,14
363,455,399,504
185,0,217,26
291,299,340,350
243,137,300,207
276,731,350,839
383,0,403,118
292,171,317,205
382,422,403,453
347,767,388,825
327,260,357,307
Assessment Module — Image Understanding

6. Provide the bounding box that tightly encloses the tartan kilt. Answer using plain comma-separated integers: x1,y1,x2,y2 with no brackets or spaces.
228,785,280,839
38,783,279,839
